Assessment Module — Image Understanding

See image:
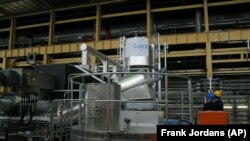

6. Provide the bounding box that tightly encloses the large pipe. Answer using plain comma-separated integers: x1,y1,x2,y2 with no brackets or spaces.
120,77,156,92
80,43,123,68
118,74,156,100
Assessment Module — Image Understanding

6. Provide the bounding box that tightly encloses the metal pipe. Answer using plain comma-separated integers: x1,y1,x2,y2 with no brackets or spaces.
247,38,250,50
53,89,81,92
60,104,83,116
70,78,74,127
81,130,123,134
119,37,126,70
103,60,108,73
164,74,168,121
155,33,161,100
167,73,191,80
151,44,155,71
80,45,88,66
79,83,84,125
74,65,105,83
188,79,193,123
106,74,111,140
164,42,168,69
49,104,54,141
209,77,212,91
121,78,156,92
195,10,202,32
80,43,122,68
151,44,156,92
52,99,169,103
69,72,189,81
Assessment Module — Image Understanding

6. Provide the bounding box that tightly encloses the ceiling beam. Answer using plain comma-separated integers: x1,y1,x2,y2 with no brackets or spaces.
33,0,49,9
38,0,52,9
0,7,12,16
0,0,20,5
208,0,250,7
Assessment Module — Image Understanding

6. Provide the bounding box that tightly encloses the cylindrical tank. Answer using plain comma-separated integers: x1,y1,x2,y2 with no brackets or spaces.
125,37,151,66
84,83,121,132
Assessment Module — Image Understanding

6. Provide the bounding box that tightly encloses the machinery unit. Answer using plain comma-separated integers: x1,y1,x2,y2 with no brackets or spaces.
0,35,193,141
0,69,55,116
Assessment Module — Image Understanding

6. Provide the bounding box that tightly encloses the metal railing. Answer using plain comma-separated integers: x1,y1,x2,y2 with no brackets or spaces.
48,71,193,141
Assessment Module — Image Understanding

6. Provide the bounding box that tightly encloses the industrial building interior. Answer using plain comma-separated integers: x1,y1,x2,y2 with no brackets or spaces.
0,0,250,140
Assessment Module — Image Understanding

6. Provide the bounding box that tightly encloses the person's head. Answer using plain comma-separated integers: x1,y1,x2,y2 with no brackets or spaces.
207,91,215,101
214,90,222,99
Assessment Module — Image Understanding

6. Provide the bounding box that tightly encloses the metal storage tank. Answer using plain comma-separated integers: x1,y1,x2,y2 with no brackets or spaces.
124,37,151,66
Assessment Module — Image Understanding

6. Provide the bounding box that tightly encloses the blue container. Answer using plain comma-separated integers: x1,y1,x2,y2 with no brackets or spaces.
164,119,191,125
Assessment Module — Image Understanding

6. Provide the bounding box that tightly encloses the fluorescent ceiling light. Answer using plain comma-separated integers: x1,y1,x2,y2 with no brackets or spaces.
237,105,248,109
224,105,232,109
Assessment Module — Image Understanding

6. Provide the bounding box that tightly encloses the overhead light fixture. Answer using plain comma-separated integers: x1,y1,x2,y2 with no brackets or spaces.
224,105,233,109
237,105,248,109
226,40,246,44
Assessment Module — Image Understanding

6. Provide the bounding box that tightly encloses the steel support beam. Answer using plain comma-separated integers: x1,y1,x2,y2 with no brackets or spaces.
8,18,16,49
161,30,250,44
55,17,95,24
203,0,209,32
2,57,7,69
16,23,49,30
212,47,247,55
151,4,203,13
146,0,151,37
93,4,101,66
212,59,247,63
1,0,250,22
214,68,250,74
206,42,213,78
1,58,15,91
95,4,101,41
101,10,146,18
208,0,250,7
50,58,80,64
48,11,55,46
0,0,125,20
0,28,10,32
43,54,50,64
1,29,250,58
